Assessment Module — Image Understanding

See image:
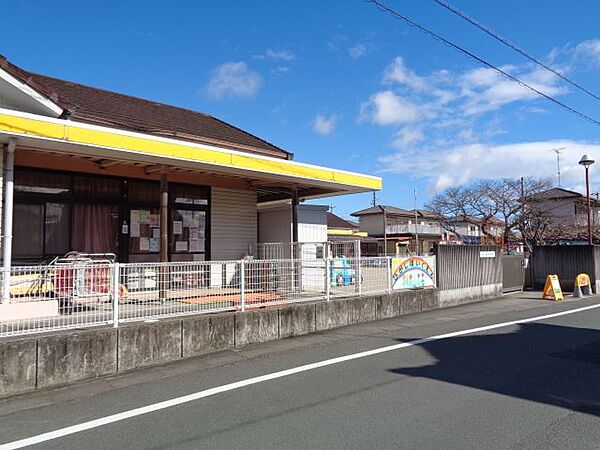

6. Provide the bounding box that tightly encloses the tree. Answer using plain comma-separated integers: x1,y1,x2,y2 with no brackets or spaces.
427,177,553,252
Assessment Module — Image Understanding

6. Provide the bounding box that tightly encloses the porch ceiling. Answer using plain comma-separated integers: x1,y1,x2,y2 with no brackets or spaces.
0,108,381,203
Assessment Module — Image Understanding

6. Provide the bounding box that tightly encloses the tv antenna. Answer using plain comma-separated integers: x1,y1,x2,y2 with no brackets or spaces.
550,147,566,187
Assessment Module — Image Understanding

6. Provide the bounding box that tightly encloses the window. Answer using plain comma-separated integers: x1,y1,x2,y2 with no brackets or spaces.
13,204,44,259
15,170,70,196
171,210,206,255
128,181,160,204
13,202,71,261
129,208,160,254
45,203,70,255
73,175,122,200
171,184,209,205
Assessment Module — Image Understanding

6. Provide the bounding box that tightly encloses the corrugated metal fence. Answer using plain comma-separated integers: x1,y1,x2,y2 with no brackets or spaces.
436,245,502,290
531,245,597,291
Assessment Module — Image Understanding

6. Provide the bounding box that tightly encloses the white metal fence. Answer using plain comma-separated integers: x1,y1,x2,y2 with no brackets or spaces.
0,256,427,337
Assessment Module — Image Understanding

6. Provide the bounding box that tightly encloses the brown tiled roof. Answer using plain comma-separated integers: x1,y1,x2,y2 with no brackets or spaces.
527,187,581,200
351,205,413,217
351,205,442,220
0,55,292,159
327,212,357,229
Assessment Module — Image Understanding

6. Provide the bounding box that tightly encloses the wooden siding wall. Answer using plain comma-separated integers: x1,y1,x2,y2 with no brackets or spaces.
210,187,257,260
532,245,596,291
436,245,502,290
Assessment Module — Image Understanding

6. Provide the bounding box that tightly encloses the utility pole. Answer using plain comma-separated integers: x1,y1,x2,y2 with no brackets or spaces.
414,188,419,256
550,147,566,187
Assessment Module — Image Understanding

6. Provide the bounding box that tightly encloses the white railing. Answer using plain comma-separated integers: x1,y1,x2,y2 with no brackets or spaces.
386,223,442,235
0,255,435,337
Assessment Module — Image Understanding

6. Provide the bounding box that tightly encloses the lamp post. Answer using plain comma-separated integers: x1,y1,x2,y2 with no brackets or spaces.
579,154,595,245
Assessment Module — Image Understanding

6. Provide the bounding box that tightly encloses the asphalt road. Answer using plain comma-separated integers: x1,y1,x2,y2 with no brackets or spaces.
2,293,600,449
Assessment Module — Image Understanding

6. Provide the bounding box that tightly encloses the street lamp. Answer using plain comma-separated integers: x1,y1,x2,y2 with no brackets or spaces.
579,154,595,245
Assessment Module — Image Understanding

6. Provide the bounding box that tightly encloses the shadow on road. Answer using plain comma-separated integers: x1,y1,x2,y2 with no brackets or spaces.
390,322,600,416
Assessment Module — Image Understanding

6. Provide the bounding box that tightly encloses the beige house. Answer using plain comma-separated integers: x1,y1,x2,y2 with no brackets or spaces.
527,187,600,228
351,205,443,255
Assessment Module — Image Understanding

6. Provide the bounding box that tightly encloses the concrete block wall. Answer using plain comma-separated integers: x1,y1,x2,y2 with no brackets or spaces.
0,286,502,398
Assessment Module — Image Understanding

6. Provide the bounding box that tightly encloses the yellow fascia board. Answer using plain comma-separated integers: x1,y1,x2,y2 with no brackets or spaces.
0,109,382,191
328,229,354,235
327,229,369,237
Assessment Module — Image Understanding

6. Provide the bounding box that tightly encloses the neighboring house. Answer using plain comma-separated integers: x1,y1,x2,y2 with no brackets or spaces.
0,55,380,265
326,212,378,256
326,212,364,238
351,205,443,255
525,187,600,228
444,215,505,246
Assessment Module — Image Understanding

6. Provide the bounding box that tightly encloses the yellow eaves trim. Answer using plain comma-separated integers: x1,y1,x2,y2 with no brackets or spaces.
327,229,368,237
0,110,382,190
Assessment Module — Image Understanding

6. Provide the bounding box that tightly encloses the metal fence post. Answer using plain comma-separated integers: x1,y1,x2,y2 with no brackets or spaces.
112,262,120,328
325,257,330,301
386,256,392,293
240,260,246,311
357,257,362,296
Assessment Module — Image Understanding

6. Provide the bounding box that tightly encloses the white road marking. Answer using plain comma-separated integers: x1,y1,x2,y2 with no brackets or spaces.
2,302,599,449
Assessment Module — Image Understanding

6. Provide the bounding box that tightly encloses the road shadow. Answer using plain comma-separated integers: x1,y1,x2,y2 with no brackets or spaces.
390,322,600,416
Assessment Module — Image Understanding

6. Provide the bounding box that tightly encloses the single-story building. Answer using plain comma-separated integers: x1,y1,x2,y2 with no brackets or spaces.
0,55,380,273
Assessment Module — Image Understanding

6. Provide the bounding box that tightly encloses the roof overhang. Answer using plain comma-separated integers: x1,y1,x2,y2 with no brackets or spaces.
0,67,63,117
0,108,381,201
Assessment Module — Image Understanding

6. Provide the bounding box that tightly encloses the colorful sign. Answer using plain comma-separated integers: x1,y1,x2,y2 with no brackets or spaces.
576,273,591,287
542,274,563,301
392,256,436,290
574,273,593,297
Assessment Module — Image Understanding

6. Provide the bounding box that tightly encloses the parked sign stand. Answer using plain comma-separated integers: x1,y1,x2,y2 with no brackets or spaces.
542,274,563,301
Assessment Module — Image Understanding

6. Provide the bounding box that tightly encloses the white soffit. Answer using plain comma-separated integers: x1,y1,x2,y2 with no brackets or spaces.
0,67,63,117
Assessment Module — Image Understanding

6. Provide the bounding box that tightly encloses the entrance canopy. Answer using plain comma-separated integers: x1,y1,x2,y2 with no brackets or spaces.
0,108,380,202
0,55,379,201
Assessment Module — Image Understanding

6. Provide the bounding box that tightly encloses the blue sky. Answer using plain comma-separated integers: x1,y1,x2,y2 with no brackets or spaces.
3,0,600,219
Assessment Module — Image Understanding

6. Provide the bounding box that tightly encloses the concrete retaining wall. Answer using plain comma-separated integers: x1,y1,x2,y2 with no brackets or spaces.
0,286,496,398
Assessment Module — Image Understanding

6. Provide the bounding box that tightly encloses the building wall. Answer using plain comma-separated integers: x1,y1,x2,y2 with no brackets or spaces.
211,187,257,260
257,204,328,244
537,198,578,226
298,207,327,243
357,214,384,235
258,207,291,243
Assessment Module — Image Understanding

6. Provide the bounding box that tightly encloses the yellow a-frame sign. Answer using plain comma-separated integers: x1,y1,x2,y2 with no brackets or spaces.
542,274,563,301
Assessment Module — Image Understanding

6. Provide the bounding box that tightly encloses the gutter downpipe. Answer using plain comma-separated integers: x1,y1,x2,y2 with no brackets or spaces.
2,138,16,304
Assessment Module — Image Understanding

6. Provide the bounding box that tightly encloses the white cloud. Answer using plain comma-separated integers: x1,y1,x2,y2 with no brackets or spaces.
253,49,296,61
312,114,337,135
459,66,567,116
205,62,262,99
574,39,600,65
348,43,367,59
360,90,427,126
360,53,573,156
392,127,424,149
379,140,600,193
271,66,291,74
383,56,428,91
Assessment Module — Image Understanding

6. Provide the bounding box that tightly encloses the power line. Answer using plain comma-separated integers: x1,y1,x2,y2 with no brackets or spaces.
432,0,600,103
366,0,600,128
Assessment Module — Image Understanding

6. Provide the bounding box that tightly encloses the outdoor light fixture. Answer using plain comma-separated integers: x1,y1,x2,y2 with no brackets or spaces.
579,154,595,167
579,154,595,245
